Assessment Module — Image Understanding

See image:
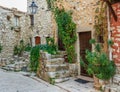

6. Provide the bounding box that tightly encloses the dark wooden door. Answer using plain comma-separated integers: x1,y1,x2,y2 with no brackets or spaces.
35,36,41,45
58,37,65,51
79,31,91,76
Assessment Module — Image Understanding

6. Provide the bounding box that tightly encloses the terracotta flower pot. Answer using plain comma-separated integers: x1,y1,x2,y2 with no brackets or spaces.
93,75,101,90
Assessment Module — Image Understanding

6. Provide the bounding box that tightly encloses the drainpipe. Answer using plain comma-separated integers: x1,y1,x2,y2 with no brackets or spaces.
107,7,112,61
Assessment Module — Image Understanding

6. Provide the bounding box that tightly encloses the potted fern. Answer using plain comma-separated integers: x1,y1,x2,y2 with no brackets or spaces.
81,39,116,89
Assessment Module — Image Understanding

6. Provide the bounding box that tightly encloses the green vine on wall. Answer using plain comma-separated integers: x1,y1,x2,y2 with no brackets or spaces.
94,1,108,53
46,0,77,63
54,8,77,63
46,0,56,10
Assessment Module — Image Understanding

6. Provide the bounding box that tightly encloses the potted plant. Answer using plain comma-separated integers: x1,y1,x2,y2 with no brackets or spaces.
81,39,116,89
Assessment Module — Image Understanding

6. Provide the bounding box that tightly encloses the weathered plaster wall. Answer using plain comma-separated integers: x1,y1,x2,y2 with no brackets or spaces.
111,3,120,66
0,6,30,58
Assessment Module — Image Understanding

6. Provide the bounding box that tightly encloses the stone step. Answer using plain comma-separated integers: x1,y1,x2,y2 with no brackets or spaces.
2,62,29,71
45,58,65,65
51,54,64,59
40,51,65,59
2,66,15,71
46,64,69,72
55,77,70,83
104,84,120,92
57,51,67,55
113,74,120,86
0,58,10,66
47,70,70,78
116,65,120,74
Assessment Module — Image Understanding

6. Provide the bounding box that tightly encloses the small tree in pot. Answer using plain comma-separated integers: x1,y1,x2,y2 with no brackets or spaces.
81,39,116,89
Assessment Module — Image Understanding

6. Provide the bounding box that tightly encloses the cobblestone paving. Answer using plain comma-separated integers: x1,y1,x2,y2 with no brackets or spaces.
0,69,99,92
0,69,67,92
55,77,99,92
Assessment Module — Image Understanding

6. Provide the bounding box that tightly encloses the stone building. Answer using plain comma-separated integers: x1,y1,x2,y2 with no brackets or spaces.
27,0,99,76
56,0,98,76
0,0,119,78
27,0,120,75
0,6,31,58
0,0,55,58
27,0,55,46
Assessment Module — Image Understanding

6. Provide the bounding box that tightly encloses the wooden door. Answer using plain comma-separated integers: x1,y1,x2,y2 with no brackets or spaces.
58,37,65,51
79,31,91,76
35,36,41,45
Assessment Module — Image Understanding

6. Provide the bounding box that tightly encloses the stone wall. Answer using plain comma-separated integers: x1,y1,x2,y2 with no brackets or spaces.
27,0,55,45
27,0,99,75
0,6,30,58
37,51,70,83
54,0,99,72
55,0,98,32
111,3,120,67
27,0,99,45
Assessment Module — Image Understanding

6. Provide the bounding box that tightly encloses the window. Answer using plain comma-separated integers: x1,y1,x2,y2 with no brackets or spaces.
13,15,21,32
14,15,20,27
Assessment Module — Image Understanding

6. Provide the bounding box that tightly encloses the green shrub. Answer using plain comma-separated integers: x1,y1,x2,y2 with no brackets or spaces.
25,43,32,52
46,37,57,54
46,0,77,63
0,43,2,53
30,45,40,72
13,40,25,56
54,8,77,63
39,37,57,55
13,45,20,55
81,39,116,80
39,44,57,55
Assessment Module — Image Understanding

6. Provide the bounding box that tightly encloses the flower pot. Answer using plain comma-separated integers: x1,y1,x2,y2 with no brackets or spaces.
93,75,101,90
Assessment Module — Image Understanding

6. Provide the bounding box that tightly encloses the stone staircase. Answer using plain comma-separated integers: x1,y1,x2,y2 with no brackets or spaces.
0,52,30,71
104,65,120,92
38,51,70,84
0,58,10,66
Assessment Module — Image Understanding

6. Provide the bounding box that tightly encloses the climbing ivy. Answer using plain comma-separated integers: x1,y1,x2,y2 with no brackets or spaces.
94,1,108,53
54,8,77,63
46,0,56,10
46,0,77,63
